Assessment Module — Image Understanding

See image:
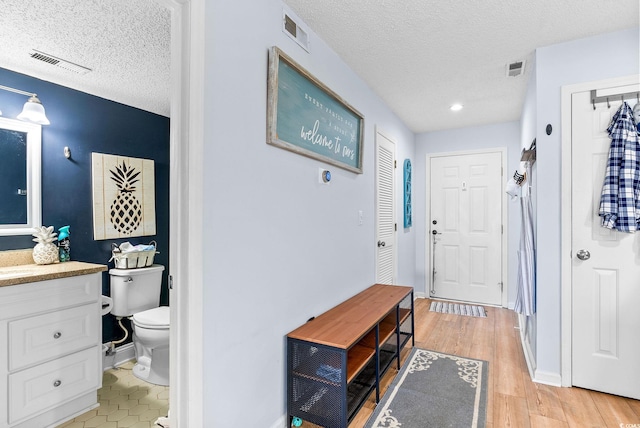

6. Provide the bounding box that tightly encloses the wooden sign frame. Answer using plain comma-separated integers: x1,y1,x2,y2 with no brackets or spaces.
267,46,364,174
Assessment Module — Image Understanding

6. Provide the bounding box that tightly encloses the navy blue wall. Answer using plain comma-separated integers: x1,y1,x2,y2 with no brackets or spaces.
0,68,170,344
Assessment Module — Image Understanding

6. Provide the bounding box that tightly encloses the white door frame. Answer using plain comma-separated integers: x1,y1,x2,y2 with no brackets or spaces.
559,74,640,387
425,148,508,308
158,0,205,425
374,126,397,284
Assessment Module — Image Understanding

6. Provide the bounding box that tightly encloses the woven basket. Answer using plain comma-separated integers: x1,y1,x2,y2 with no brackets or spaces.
111,241,158,269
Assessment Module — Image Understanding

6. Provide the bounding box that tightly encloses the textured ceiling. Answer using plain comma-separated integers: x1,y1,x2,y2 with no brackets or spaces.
0,0,170,117
284,0,639,132
0,1,637,129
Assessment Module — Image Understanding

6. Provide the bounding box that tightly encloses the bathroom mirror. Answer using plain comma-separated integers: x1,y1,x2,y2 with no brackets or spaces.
0,117,41,236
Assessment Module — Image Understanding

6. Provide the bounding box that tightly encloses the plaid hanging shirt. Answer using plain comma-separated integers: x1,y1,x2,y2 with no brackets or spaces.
598,102,640,232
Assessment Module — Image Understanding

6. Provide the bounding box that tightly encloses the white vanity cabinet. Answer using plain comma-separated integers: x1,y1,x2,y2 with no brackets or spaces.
0,272,102,428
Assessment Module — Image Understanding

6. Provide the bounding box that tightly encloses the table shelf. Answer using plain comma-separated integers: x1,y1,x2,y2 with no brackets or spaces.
287,284,414,428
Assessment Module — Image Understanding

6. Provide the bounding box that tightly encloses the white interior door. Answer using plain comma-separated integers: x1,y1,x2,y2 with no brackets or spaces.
571,88,640,399
429,151,502,305
375,129,396,284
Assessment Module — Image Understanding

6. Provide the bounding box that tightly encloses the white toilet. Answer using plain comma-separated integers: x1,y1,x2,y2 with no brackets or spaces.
109,265,169,386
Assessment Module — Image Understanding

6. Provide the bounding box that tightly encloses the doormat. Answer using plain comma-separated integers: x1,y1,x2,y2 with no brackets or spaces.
429,301,487,318
365,348,488,428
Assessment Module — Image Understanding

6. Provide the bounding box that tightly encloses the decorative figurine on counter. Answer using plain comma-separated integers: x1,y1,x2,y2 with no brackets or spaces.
58,225,71,262
32,226,59,265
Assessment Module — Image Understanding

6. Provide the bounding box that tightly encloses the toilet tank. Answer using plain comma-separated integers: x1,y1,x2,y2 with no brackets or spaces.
109,265,165,317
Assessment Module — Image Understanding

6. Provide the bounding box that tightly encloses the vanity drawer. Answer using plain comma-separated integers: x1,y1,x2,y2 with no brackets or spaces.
0,273,100,321
8,347,100,425
9,303,99,371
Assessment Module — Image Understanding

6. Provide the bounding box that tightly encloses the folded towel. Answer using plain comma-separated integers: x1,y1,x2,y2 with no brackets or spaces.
316,364,342,383
119,242,156,253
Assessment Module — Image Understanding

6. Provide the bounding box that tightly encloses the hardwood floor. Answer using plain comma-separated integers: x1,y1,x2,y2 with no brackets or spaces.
343,298,639,427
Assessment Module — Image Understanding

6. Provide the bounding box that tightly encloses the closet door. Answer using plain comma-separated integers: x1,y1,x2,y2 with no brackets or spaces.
375,129,396,285
571,88,640,399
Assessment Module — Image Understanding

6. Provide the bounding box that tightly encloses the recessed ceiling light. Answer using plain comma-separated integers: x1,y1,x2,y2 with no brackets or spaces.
450,104,463,111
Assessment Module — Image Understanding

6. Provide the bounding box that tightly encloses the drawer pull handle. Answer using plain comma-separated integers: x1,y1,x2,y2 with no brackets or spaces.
53,332,62,339
53,380,62,387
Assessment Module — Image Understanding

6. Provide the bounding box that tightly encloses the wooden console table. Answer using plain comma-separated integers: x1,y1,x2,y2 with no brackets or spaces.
287,284,414,427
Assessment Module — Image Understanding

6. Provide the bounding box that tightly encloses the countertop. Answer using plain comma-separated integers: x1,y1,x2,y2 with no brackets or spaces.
0,261,107,287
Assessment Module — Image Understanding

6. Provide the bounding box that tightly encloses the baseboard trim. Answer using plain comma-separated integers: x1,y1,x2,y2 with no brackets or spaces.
533,370,562,387
102,342,136,371
517,313,536,381
270,414,286,428
414,292,427,299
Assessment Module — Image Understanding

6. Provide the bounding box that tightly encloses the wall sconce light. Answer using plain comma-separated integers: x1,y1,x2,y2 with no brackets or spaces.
0,84,50,125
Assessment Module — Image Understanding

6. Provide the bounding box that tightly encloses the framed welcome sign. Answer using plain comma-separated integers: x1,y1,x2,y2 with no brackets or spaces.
267,46,364,174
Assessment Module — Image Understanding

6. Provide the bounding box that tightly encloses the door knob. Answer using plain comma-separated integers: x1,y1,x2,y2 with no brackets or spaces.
576,249,591,260
432,230,438,235
377,240,385,247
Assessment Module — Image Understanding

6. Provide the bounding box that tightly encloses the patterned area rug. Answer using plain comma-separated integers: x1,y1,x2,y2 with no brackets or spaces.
365,348,488,428
429,301,487,318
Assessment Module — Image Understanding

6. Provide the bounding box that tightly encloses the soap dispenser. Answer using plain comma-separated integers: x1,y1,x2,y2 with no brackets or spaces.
58,225,70,262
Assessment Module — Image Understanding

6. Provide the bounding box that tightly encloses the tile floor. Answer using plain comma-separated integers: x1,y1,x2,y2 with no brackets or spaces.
58,361,169,428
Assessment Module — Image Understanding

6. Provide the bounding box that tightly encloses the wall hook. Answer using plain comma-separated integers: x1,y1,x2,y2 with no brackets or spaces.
64,146,71,159
606,97,610,109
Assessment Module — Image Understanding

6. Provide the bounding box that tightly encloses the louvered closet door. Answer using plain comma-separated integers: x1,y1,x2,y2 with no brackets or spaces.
375,130,396,284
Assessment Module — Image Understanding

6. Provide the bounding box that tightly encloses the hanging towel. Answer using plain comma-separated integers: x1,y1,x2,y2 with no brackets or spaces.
598,102,640,232
514,191,536,316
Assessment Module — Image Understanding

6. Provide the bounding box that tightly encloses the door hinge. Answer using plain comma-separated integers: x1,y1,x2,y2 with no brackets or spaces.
501,225,503,234
395,223,397,231
499,281,503,292
169,275,174,290
394,160,397,168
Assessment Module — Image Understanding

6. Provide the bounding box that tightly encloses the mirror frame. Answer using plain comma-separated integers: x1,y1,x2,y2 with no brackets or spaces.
0,117,42,236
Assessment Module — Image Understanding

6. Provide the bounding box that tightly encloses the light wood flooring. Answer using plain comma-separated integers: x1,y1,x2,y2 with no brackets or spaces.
310,297,640,428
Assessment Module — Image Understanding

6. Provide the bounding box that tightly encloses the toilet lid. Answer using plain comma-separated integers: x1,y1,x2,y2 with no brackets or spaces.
133,306,170,328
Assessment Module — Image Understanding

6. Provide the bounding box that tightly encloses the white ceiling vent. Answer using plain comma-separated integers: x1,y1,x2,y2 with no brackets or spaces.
506,60,525,77
283,10,310,52
29,49,92,75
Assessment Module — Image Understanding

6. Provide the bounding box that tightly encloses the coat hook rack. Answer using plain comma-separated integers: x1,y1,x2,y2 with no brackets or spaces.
591,89,640,110
520,138,536,166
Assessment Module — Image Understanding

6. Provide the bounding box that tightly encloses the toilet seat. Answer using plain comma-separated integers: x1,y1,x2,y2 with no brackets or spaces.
133,306,169,329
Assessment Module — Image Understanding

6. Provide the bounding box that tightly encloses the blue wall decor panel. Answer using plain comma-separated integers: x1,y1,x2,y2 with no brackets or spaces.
403,159,412,228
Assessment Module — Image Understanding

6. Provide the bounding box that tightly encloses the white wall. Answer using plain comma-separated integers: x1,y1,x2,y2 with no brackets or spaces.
414,121,521,302
203,1,415,425
533,26,639,379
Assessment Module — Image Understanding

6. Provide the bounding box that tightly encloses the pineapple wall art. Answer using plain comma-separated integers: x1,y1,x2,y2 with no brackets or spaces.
92,153,156,240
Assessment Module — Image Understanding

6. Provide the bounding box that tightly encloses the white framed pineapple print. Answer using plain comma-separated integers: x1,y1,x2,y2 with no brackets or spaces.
92,153,156,240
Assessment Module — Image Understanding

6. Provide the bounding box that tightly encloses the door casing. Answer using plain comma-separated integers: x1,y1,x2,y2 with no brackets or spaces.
160,0,205,426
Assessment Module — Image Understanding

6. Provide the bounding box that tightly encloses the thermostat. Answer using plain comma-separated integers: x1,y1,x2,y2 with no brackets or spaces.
319,168,331,184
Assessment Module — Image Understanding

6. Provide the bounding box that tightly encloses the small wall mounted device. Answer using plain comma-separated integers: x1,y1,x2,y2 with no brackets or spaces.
319,168,331,184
